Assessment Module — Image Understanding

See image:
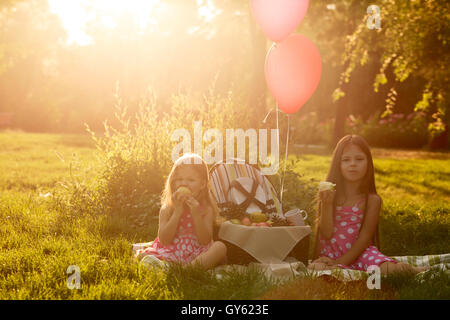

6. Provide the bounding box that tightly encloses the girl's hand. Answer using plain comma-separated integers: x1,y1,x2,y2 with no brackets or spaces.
319,189,336,205
185,195,200,216
314,256,337,266
172,189,190,208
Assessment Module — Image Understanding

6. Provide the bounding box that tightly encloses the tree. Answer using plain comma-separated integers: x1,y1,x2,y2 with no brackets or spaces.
299,0,382,147
204,0,269,128
0,0,26,74
0,0,66,131
335,0,450,148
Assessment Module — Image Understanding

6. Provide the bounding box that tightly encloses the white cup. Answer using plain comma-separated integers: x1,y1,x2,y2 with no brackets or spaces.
284,209,308,226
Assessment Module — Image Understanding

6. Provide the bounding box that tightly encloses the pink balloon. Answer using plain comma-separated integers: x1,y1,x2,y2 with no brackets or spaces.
265,34,322,114
251,0,309,42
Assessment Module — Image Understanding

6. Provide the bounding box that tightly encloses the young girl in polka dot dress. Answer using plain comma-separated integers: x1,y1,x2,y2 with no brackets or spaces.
135,153,227,269
308,135,428,275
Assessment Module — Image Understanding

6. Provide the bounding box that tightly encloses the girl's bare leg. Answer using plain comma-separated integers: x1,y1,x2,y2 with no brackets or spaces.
379,261,429,275
190,241,227,270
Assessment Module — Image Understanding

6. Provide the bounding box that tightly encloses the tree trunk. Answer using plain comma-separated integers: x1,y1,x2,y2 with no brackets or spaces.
332,98,347,148
332,81,350,148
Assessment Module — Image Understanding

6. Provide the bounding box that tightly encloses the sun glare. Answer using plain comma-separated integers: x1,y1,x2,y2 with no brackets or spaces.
48,0,219,46
197,0,222,23
48,0,163,46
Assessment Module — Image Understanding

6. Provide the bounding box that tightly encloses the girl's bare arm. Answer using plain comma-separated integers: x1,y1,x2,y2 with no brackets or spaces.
190,205,214,246
184,195,213,245
319,190,336,239
158,205,183,246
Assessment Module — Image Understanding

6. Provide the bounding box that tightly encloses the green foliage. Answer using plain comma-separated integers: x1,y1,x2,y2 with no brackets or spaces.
1,0,447,152
347,111,429,148
339,0,450,135
270,157,319,224
85,89,171,222
83,84,247,226
291,112,334,146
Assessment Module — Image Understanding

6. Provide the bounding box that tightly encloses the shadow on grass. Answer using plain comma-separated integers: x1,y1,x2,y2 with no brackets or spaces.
382,269,450,300
259,268,449,300
379,211,450,256
258,276,398,300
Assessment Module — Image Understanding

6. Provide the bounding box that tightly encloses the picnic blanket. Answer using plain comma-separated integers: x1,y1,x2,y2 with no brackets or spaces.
211,253,450,283
132,242,449,282
239,253,450,282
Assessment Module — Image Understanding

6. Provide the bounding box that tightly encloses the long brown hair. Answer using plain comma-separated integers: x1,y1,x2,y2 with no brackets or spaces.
161,153,219,218
312,135,381,259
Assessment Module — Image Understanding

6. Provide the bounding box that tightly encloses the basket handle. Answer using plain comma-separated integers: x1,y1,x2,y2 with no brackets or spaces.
228,179,267,212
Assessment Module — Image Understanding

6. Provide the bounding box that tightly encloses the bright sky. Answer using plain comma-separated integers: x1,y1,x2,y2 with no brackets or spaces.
48,0,220,46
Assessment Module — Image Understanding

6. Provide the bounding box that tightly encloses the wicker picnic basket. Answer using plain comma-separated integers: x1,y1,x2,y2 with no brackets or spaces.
210,158,311,265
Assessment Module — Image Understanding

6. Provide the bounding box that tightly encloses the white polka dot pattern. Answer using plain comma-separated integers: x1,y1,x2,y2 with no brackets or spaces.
317,203,395,271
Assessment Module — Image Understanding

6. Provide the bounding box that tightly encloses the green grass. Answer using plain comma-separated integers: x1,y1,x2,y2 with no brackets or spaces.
0,131,98,193
0,131,449,299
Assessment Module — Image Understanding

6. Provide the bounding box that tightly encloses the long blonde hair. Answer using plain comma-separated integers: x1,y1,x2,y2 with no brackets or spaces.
161,153,219,218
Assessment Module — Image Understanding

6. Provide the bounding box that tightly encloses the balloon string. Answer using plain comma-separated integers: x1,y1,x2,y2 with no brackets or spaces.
263,104,285,214
276,103,282,213
280,114,290,213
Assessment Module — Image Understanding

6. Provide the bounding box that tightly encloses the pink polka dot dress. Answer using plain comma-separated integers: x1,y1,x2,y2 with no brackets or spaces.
136,206,213,265
319,198,396,271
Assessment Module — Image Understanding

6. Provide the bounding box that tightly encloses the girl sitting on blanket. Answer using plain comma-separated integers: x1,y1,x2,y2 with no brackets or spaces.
308,134,428,274
135,153,227,269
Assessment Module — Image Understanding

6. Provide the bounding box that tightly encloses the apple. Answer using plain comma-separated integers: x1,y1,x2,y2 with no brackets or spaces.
256,222,270,227
241,217,251,226
230,219,242,225
318,181,336,191
249,212,268,223
177,186,192,197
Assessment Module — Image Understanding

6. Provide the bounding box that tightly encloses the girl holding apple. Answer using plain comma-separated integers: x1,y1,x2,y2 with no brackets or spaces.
135,153,227,270
308,135,428,275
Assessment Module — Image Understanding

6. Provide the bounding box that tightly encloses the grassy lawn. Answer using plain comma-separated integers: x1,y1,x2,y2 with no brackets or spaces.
0,131,449,299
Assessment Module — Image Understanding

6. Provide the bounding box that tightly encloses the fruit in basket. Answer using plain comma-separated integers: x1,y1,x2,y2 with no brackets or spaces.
230,219,242,225
257,222,271,227
249,212,268,223
241,217,252,226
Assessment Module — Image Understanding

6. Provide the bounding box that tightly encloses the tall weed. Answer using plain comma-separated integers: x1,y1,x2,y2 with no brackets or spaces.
80,85,249,228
